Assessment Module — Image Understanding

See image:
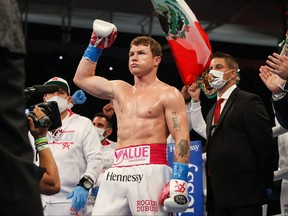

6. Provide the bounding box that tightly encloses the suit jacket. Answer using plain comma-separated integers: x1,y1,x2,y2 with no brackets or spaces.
205,87,275,209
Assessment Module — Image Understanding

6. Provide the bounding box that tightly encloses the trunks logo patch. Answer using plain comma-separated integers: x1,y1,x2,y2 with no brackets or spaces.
136,200,158,213
113,145,150,166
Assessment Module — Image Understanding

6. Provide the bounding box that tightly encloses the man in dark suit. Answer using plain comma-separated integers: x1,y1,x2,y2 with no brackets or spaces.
205,52,275,216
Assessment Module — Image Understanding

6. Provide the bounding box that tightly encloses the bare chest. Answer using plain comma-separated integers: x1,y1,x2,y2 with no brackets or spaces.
116,88,164,119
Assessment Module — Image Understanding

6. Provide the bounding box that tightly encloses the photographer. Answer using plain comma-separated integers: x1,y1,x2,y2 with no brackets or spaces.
33,77,103,216
27,106,60,195
0,0,43,214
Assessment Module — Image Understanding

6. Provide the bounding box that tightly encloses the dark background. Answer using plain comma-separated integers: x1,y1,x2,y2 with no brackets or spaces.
20,0,287,134
20,0,287,130
23,23,278,141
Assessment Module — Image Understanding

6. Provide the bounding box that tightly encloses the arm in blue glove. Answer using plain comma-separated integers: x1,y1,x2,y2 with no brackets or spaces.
67,186,89,212
68,90,87,109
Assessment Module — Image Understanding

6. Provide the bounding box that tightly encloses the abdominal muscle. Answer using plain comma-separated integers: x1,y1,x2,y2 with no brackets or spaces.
112,80,171,148
116,116,169,148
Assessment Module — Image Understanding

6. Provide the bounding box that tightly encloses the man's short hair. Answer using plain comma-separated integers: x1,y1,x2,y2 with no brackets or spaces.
93,112,113,128
130,36,162,57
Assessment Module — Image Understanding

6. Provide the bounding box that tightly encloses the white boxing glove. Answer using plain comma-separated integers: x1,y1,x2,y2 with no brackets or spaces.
159,162,189,213
83,19,117,63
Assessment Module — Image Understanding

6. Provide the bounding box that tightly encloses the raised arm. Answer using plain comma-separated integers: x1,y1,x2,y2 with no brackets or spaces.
188,82,207,139
73,19,118,100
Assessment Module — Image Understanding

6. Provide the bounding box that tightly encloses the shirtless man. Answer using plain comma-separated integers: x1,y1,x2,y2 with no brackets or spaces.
73,20,190,216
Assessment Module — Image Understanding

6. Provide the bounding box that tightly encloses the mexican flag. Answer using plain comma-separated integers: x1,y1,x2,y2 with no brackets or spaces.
151,0,212,85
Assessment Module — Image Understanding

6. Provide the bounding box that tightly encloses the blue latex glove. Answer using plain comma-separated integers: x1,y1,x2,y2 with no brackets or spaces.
72,90,87,105
67,186,89,212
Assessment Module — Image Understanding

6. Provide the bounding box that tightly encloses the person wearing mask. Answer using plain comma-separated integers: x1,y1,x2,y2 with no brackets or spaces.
84,112,117,216
74,20,190,215
204,52,275,216
92,112,116,158
31,77,103,216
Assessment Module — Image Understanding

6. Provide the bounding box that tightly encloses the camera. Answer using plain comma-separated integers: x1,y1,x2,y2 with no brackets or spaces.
27,101,62,131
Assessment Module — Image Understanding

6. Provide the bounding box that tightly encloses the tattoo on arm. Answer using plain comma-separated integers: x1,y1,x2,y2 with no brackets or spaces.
175,139,189,164
172,112,181,132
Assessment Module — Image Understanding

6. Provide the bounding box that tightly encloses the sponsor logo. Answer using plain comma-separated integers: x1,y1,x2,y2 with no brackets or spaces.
174,195,188,205
168,143,200,153
106,172,143,183
136,200,158,212
114,145,150,166
174,180,186,193
182,163,200,215
48,130,75,149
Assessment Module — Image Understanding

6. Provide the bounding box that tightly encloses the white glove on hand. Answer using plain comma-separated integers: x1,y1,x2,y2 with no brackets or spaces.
83,19,117,62
159,162,189,213
91,19,117,48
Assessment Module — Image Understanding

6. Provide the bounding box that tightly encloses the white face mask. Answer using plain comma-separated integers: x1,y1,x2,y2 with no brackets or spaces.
46,96,68,113
208,69,232,89
94,127,106,141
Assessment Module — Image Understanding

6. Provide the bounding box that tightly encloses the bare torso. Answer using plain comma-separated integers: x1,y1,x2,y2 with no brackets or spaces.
74,43,189,164
111,80,172,148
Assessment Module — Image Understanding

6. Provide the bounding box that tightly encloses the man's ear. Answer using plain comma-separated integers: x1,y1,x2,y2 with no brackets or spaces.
67,95,73,103
230,69,237,79
105,128,113,137
154,56,161,66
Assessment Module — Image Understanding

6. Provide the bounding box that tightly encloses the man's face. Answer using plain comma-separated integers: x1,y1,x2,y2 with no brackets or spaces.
44,88,69,101
92,116,109,129
209,58,229,72
208,58,231,82
128,44,159,76
93,116,112,138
